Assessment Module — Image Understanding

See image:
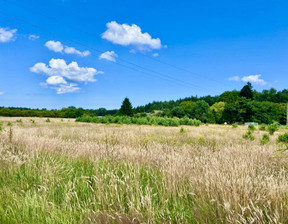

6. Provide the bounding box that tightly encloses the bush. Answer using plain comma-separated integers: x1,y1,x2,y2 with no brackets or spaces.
268,123,278,135
16,119,22,123
7,121,12,126
180,127,186,134
232,123,238,128
0,121,3,131
243,130,255,141
277,132,288,152
76,115,202,127
260,134,270,145
45,118,50,123
259,124,266,131
278,132,288,144
248,124,256,131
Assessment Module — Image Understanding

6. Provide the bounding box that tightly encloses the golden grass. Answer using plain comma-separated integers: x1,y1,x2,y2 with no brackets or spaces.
0,117,288,223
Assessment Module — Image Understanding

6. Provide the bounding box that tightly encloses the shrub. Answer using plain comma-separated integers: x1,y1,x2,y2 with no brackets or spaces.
260,134,270,145
259,124,266,131
232,123,238,128
7,121,12,126
0,121,3,131
268,123,278,135
16,119,22,123
278,132,288,145
277,132,288,152
180,127,186,134
243,130,255,141
76,115,202,127
248,124,256,131
46,118,50,123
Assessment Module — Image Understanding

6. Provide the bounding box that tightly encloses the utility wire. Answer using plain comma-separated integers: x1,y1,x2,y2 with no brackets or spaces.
3,0,231,89
0,3,220,94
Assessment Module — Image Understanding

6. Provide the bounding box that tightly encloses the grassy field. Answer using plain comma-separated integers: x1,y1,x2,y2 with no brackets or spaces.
0,117,288,223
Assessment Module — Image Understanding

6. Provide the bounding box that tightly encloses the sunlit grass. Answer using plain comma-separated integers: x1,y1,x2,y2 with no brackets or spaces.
0,117,287,223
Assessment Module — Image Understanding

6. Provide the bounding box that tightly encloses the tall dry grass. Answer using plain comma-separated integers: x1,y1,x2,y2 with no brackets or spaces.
0,117,288,223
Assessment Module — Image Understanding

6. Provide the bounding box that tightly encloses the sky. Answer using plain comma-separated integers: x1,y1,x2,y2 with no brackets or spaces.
0,0,288,109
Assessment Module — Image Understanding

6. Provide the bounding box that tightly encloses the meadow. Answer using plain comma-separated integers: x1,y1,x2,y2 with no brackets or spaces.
0,117,288,223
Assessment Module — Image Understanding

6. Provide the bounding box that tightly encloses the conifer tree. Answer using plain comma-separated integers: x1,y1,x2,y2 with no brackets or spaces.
119,97,133,116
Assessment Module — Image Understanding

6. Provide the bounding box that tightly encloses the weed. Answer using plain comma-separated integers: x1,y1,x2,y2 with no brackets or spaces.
180,127,186,134
268,123,278,135
248,124,256,131
260,134,270,145
232,123,238,128
259,124,267,131
243,130,255,140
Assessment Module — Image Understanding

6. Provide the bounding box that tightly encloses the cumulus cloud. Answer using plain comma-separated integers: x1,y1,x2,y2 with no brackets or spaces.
64,46,90,57
99,51,118,62
30,58,103,94
30,58,101,82
53,83,80,94
102,21,162,51
29,34,40,40
45,40,63,52
228,74,267,85
46,76,67,85
0,27,17,43
242,74,267,85
44,40,90,56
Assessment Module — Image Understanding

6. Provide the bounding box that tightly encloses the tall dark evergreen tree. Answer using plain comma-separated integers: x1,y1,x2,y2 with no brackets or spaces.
240,82,253,99
119,97,134,116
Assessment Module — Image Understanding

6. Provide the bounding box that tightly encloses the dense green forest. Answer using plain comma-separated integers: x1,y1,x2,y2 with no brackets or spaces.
1,83,288,124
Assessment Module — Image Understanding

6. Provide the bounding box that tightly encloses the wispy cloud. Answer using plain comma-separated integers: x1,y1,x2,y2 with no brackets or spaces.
228,76,240,81
30,58,103,94
102,21,162,51
228,74,267,85
45,40,90,57
0,92,4,95
29,34,40,40
99,51,118,62
0,27,17,43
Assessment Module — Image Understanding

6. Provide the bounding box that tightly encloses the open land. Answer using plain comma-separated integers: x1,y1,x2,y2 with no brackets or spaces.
0,117,288,223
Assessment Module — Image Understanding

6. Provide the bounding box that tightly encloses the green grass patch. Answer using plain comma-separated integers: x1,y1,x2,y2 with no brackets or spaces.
0,151,216,223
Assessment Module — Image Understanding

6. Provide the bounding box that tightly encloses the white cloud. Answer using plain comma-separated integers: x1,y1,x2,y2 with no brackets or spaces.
30,58,103,94
99,51,118,62
152,53,159,57
44,40,90,56
228,74,267,85
241,74,267,85
64,46,90,57
29,34,40,40
53,83,80,94
46,76,67,85
45,40,64,52
0,27,17,43
102,21,162,51
30,58,101,82
0,92,4,95
228,76,240,81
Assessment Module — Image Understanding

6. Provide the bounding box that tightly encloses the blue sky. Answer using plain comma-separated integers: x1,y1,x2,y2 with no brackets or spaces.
0,0,288,109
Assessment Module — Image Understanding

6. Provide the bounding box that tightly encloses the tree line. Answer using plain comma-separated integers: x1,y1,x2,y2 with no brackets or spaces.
1,83,288,124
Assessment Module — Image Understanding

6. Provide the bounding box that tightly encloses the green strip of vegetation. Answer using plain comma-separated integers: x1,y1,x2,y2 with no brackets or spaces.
0,151,215,223
76,115,202,127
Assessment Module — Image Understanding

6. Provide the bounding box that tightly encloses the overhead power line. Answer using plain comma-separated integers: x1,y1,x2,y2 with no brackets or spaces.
0,1,221,94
